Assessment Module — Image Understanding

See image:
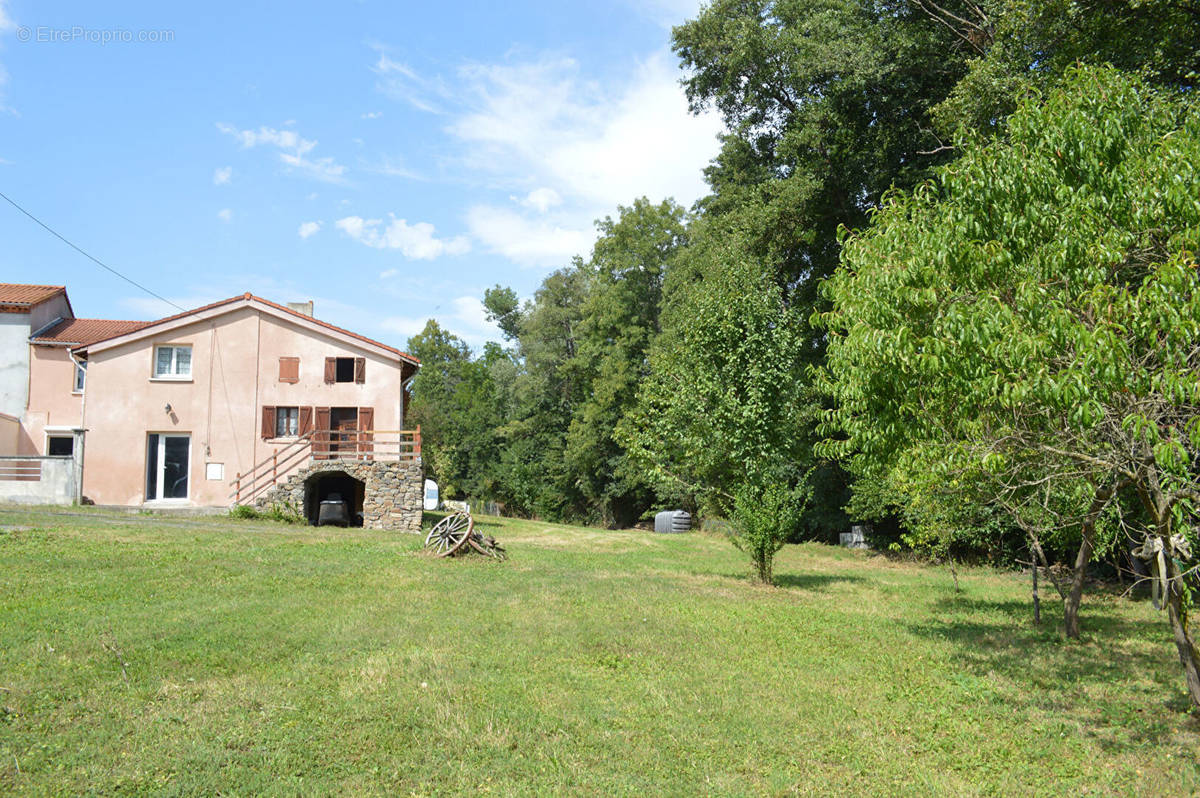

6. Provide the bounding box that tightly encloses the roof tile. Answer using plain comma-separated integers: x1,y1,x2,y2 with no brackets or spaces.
31,318,148,346
0,283,66,311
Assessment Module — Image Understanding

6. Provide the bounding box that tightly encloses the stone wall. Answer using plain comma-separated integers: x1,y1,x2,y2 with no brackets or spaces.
255,459,423,532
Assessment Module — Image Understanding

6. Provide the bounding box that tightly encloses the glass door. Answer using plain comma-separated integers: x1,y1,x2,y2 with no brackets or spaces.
146,433,190,500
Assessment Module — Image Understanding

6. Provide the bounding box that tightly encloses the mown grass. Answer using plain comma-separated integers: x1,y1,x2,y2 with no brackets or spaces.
0,506,1198,796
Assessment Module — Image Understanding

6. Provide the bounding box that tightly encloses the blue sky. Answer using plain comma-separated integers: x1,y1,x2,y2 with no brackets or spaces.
0,1,721,349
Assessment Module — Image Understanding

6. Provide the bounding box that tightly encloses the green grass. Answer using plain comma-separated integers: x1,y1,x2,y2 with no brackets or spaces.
0,506,1197,796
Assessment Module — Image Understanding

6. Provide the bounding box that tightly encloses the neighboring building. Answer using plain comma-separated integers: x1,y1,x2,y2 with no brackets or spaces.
2,286,423,527
0,284,74,424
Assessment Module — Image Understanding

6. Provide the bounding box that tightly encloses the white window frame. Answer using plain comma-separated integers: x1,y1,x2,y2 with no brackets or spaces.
45,433,75,457
146,432,190,502
153,344,192,380
275,407,299,438
73,361,86,394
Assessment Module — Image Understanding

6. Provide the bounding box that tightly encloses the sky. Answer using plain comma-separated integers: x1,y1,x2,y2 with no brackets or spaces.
0,0,723,350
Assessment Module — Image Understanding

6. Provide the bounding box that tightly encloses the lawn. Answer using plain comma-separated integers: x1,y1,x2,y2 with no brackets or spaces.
0,506,1198,796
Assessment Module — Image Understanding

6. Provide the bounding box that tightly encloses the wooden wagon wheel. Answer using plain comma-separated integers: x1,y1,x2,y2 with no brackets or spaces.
425,511,474,557
467,532,507,561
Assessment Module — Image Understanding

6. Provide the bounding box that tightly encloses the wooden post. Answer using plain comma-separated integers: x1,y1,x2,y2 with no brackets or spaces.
272,451,278,484
235,472,241,504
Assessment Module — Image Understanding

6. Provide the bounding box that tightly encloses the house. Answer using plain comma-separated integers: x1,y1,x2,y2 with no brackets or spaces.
1,285,424,529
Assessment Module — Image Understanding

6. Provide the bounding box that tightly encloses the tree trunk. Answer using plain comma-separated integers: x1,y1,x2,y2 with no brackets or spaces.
1031,560,1041,626
1164,554,1200,710
1063,528,1094,639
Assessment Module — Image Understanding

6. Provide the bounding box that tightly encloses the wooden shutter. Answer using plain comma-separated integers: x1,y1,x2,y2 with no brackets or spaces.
323,357,336,383
358,407,374,457
354,357,366,384
279,357,299,383
261,406,275,439
298,406,313,436
314,407,331,458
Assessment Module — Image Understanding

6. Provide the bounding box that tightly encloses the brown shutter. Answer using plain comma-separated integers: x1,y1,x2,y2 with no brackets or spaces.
279,357,299,383
314,407,331,458
298,406,313,436
261,406,275,439
354,357,366,384
358,407,374,457
324,357,336,383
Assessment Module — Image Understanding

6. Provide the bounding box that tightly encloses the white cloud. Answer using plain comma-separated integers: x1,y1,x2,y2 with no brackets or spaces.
381,295,501,350
217,208,233,222
372,50,444,114
297,221,321,239
217,122,347,183
521,187,562,213
361,111,383,120
0,1,14,32
451,53,721,210
400,49,723,268
335,215,470,259
213,166,232,185
465,205,592,267
371,156,422,180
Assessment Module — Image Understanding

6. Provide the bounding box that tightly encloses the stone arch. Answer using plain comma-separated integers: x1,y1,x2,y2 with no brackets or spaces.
303,468,366,526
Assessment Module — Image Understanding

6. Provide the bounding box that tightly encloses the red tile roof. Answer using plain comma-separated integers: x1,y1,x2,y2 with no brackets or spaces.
31,318,148,346
0,283,66,312
82,293,420,365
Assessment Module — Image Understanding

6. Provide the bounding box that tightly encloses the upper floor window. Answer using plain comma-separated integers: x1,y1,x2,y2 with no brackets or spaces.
324,356,365,384
154,345,192,379
73,361,86,393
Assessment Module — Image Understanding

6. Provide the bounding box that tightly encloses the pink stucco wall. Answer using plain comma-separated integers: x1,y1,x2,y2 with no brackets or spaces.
21,344,83,455
80,304,410,507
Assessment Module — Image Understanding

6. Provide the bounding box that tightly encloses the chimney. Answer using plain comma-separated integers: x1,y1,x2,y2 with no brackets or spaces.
287,301,314,317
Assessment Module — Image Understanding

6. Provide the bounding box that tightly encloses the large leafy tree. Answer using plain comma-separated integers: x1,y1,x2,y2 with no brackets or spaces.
405,321,504,501
565,199,688,526
920,0,1200,135
816,66,1200,701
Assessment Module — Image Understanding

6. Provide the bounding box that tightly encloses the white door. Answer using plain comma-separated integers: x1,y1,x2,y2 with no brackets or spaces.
146,433,190,500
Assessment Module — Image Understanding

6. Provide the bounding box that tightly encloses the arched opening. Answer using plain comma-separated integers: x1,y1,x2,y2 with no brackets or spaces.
303,470,365,526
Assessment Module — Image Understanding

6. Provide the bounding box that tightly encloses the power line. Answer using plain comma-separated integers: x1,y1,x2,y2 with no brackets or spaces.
0,189,185,312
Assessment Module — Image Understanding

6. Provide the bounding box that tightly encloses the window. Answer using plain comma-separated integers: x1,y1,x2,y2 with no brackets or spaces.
47,436,74,457
73,361,86,393
325,357,365,384
154,345,192,378
275,407,299,437
278,356,299,383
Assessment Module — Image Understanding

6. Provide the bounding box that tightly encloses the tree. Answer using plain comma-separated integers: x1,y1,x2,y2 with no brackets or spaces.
918,0,1200,136
623,231,816,580
815,66,1200,701
565,199,688,526
405,321,503,501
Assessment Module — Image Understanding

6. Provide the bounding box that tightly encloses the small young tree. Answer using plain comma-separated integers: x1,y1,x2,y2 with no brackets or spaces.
729,473,810,585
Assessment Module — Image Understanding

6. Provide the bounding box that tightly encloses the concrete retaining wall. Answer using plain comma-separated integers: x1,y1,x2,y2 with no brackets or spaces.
0,456,78,505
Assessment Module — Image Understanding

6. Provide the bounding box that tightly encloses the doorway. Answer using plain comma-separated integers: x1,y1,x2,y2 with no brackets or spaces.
146,433,190,500
329,407,358,458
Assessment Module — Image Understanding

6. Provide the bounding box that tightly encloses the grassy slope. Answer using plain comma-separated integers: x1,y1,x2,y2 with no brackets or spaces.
0,506,1197,796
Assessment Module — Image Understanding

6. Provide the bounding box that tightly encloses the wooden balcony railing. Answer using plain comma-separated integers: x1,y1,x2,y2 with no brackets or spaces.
231,427,420,505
